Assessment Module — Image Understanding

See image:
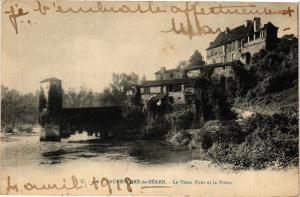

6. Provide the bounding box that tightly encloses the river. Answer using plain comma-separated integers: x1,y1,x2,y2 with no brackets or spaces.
0,128,298,196
1,130,204,168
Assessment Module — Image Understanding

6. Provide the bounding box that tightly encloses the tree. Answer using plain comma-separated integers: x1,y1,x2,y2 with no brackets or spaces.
39,88,47,112
1,85,39,129
110,72,139,93
176,60,189,69
141,75,147,83
64,86,95,108
189,50,205,67
97,72,142,106
62,72,143,107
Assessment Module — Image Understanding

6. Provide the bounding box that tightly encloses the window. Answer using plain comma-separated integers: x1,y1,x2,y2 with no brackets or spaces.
245,52,251,64
237,41,241,48
156,74,163,80
255,32,260,39
231,42,235,51
249,34,254,41
174,84,182,92
227,44,231,52
143,87,150,93
167,84,181,92
170,73,174,79
169,96,174,104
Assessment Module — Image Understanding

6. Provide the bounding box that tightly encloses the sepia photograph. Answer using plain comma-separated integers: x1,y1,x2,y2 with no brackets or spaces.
1,1,299,196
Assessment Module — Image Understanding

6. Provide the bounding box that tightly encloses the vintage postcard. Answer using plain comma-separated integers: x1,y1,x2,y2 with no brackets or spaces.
0,0,299,196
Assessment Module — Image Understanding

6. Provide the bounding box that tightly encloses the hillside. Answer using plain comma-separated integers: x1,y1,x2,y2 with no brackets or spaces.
165,34,298,169
234,85,298,116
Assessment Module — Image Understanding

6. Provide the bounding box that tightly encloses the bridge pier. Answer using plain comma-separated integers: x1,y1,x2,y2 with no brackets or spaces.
40,124,61,142
39,78,63,141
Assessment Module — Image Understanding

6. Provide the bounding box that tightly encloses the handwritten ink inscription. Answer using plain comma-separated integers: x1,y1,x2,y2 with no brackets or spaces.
4,3,29,34
5,175,171,195
3,1,295,38
6,176,135,195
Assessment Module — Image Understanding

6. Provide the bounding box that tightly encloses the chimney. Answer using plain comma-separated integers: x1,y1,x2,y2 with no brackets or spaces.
253,17,261,32
160,67,166,73
244,20,252,27
225,27,230,34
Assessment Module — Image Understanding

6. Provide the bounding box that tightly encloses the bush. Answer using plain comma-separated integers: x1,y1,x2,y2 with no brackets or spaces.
3,125,14,133
169,109,194,130
166,129,192,146
207,113,298,169
229,35,298,100
195,120,221,149
16,125,33,133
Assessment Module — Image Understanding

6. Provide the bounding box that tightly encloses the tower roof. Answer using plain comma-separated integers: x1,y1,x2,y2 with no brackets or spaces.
40,77,61,83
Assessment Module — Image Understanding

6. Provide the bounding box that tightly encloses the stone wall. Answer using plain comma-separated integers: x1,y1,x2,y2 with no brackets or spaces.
207,53,224,64
207,37,266,64
211,66,235,79
169,91,185,104
225,49,242,62
243,39,266,56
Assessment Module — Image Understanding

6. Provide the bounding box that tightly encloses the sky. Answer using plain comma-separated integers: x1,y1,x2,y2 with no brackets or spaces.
1,1,298,93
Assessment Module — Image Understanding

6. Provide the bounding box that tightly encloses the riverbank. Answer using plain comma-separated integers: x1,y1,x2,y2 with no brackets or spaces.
1,130,298,196
164,102,298,170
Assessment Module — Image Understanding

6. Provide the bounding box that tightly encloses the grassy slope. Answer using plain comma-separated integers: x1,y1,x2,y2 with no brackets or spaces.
234,85,298,115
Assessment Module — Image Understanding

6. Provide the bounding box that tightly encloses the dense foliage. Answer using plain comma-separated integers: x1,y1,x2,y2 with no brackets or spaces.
63,72,144,107
229,34,298,101
1,86,39,132
196,113,298,169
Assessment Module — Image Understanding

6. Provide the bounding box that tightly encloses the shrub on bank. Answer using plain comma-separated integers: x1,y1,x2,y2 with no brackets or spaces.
206,113,298,169
2,125,14,133
16,124,33,133
166,113,298,169
166,129,192,146
164,109,194,144
1,124,34,133
168,109,194,130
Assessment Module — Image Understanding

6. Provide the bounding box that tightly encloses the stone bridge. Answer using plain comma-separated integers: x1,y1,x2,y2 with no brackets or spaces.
38,78,133,141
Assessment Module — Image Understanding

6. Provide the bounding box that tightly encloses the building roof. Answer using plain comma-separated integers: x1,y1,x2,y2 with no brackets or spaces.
207,25,252,50
206,20,278,50
154,63,229,74
262,22,279,30
40,77,61,83
183,63,225,71
138,78,197,87
154,68,180,74
183,62,242,71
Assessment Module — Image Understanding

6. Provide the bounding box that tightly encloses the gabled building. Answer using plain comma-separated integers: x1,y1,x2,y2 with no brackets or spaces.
154,66,186,80
137,78,194,104
206,17,278,64
136,63,237,105
134,17,279,106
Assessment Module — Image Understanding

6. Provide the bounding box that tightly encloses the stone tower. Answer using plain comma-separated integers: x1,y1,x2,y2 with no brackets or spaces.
39,78,63,141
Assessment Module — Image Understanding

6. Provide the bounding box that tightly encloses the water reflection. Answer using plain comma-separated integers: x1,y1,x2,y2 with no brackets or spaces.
1,132,204,168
